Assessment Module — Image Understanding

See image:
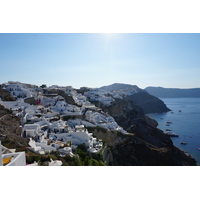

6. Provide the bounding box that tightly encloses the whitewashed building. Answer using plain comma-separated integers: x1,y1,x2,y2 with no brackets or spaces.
2,82,36,98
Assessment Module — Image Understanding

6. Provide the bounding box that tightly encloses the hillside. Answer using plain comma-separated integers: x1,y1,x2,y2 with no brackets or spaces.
145,87,200,98
98,83,170,113
0,105,28,148
0,82,197,166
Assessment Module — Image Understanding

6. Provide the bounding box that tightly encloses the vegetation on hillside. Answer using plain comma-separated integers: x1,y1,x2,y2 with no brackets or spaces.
15,143,106,166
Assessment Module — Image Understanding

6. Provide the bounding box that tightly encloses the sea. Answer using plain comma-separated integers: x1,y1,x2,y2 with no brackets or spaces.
147,98,200,165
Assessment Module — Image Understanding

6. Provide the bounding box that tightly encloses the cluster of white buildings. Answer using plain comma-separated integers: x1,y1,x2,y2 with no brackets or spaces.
0,81,131,166
84,89,115,106
108,88,139,98
84,87,140,106
2,81,38,99
85,110,128,134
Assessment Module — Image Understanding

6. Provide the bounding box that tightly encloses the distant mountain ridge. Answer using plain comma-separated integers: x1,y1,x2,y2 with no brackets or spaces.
145,87,200,98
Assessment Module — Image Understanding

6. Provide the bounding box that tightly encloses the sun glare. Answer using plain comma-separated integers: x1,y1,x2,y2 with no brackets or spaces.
104,33,118,38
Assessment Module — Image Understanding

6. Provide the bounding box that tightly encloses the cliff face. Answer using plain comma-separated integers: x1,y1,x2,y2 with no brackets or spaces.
105,136,196,166
93,99,196,166
127,92,171,114
90,125,196,166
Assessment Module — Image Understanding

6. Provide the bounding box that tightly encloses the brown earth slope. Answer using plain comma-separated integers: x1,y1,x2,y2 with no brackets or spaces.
0,105,28,149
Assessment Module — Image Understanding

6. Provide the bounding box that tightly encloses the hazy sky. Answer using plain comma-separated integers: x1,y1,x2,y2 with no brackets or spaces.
0,33,200,89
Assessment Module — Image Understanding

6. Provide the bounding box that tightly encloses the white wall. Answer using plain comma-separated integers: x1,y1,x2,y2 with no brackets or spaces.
3,152,26,166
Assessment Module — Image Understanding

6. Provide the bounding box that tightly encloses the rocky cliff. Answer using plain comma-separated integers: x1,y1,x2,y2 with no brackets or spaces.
89,124,196,166
127,91,171,113
92,99,196,166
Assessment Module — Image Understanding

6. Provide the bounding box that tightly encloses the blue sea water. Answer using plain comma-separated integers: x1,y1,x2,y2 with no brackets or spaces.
147,98,200,165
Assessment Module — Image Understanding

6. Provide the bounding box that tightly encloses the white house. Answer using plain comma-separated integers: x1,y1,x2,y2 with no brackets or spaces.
55,100,67,112
49,119,67,133
0,99,29,111
23,124,42,137
2,82,34,98
40,96,57,107
85,110,128,134
28,138,56,154
59,147,74,157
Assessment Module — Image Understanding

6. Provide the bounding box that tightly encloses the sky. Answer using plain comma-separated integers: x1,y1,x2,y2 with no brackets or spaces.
0,33,200,89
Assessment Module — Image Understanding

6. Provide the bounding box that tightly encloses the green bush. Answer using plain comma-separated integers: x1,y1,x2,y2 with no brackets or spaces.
99,160,106,166
40,155,51,162
91,152,102,161
63,154,74,162
51,150,60,157
60,158,68,166
88,158,99,166
49,155,59,160
71,155,82,166
76,148,87,160
77,143,87,152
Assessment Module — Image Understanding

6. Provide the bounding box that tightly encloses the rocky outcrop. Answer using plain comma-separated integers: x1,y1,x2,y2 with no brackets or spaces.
24,97,37,105
127,92,171,114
